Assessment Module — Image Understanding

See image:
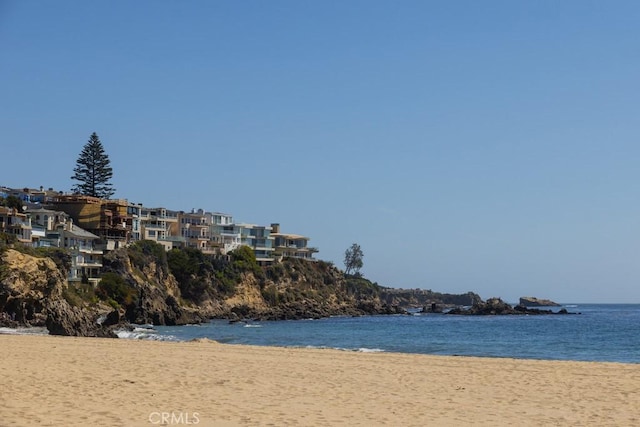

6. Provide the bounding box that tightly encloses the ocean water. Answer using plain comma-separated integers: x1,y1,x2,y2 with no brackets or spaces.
138,304,640,363
4,305,636,363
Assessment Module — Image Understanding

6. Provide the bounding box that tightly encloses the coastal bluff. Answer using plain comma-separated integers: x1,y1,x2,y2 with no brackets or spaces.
0,249,117,337
1,241,477,336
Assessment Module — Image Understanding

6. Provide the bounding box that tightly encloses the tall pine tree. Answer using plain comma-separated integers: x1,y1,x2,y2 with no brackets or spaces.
71,132,116,199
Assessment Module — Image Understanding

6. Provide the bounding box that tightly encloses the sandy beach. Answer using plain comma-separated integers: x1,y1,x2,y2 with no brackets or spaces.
0,335,638,426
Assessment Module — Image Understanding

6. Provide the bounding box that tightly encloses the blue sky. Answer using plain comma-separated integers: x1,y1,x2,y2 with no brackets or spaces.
1,1,639,303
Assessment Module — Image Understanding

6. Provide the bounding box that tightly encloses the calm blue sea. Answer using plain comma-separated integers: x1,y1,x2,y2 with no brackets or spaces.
131,304,639,363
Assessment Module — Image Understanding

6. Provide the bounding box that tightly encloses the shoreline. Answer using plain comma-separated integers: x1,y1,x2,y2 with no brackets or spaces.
2,321,639,364
2,334,639,426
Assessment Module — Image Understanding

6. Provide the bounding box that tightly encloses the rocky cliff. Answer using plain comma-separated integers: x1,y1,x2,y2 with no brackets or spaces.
1,241,482,336
100,245,208,325
0,248,117,337
100,243,406,322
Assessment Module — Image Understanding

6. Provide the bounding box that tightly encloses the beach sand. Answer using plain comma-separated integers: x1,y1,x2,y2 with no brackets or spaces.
0,335,638,426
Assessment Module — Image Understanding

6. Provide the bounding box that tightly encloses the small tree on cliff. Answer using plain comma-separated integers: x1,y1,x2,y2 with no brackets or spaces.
344,243,364,276
71,132,116,199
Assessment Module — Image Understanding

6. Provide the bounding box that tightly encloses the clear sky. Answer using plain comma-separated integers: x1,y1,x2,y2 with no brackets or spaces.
1,1,639,303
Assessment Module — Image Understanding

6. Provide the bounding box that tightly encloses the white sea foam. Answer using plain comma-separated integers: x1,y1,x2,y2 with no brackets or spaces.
243,324,262,328
131,323,155,330
132,327,157,333
302,345,385,353
356,348,385,353
115,328,176,341
0,327,48,336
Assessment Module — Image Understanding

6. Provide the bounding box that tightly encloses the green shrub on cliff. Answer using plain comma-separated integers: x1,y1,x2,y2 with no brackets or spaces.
261,284,279,305
128,240,168,275
266,262,286,281
230,246,263,278
167,248,199,284
344,276,381,297
96,272,137,308
165,245,270,302
0,231,17,246
36,247,72,275
63,282,98,307
167,247,214,300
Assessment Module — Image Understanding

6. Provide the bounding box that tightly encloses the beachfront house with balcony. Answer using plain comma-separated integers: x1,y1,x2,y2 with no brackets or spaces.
24,207,103,285
139,206,181,250
237,223,275,264
0,206,32,245
27,207,71,247
61,222,103,285
179,209,214,253
271,223,318,261
210,212,241,254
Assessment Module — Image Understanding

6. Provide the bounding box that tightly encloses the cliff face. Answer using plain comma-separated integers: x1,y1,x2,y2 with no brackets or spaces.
0,249,63,326
1,241,481,336
102,245,402,322
0,248,117,337
101,247,207,325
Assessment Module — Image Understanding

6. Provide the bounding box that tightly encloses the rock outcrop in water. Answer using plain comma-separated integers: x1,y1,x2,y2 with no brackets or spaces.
519,296,560,307
447,297,573,315
379,288,481,308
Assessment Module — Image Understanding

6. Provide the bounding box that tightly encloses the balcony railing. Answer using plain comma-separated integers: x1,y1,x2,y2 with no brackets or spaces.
76,261,103,267
143,223,165,230
160,236,186,242
77,247,103,255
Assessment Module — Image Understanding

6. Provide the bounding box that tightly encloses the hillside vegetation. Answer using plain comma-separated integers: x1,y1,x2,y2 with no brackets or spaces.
1,240,480,334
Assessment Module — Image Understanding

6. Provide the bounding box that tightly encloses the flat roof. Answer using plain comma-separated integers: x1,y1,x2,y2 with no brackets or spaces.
272,233,309,240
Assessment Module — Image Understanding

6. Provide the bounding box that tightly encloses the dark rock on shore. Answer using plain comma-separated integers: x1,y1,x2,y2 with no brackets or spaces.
0,312,20,328
46,300,118,338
